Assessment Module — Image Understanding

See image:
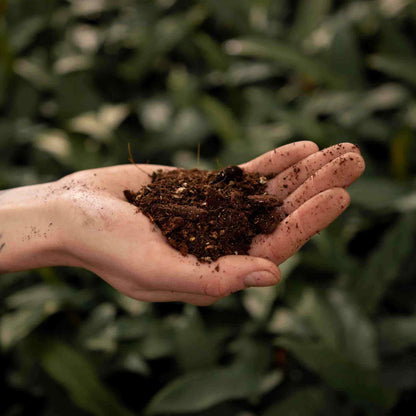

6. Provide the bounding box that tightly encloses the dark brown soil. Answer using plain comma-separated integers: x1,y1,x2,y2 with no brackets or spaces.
124,166,284,262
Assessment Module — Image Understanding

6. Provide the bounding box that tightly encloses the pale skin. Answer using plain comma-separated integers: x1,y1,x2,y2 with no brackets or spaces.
0,141,365,305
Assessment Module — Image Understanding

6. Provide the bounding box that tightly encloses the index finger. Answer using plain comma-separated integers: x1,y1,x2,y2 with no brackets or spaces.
240,141,319,176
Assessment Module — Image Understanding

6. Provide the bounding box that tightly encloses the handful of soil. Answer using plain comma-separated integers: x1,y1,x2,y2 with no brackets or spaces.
124,166,284,262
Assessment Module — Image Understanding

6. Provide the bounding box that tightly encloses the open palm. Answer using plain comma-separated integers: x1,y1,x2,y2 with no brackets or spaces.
58,141,364,305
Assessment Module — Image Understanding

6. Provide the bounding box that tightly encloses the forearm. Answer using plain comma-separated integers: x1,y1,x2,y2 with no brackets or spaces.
0,183,68,273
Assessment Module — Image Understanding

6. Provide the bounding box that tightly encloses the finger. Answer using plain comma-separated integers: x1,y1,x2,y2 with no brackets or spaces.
266,142,361,199
277,152,365,216
240,141,319,176
143,254,281,298
250,188,350,264
129,289,221,306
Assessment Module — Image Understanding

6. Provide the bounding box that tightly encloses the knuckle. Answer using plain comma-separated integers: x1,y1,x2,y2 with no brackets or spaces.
203,277,229,298
293,209,308,238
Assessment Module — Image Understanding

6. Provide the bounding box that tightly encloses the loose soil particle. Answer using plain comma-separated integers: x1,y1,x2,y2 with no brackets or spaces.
124,166,284,262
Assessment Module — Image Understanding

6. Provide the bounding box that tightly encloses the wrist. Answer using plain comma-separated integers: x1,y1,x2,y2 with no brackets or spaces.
0,182,71,273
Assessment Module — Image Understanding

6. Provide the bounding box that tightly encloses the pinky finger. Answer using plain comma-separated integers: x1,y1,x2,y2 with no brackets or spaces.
250,188,350,265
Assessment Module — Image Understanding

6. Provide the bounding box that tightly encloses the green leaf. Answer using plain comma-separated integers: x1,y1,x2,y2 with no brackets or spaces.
368,54,416,87
352,213,416,313
294,288,343,350
274,109,326,141
378,315,416,353
0,20,14,107
224,37,344,87
308,229,359,275
327,25,364,89
243,286,279,321
40,341,134,416
166,108,210,148
244,255,300,321
202,0,250,32
14,58,55,90
378,21,415,58
199,94,242,143
171,305,218,371
193,32,229,71
116,352,150,376
277,338,397,408
394,192,416,212
0,308,50,350
8,80,39,119
230,337,271,373
338,84,408,127
146,364,261,414
5,284,78,309
290,0,332,43
327,290,378,369
115,316,149,340
139,321,175,359
78,303,117,352
348,177,410,211
262,387,325,416
391,128,413,180
119,7,206,81
10,16,45,54
381,355,416,390
56,73,101,119
167,67,199,108
268,308,314,338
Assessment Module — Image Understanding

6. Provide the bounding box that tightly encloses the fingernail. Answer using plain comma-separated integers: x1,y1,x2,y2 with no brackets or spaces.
243,271,279,288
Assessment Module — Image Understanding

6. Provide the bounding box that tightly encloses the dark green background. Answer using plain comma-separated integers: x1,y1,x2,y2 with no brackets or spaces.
1,0,416,415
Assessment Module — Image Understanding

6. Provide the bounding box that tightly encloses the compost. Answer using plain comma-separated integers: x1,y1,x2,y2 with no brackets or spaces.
124,166,284,262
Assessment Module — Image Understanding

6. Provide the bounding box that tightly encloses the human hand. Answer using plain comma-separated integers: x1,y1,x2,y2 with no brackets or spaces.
50,141,364,305
0,141,364,305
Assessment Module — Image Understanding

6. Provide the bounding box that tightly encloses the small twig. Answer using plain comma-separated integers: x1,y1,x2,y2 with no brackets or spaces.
152,203,208,219
247,194,282,207
128,143,152,178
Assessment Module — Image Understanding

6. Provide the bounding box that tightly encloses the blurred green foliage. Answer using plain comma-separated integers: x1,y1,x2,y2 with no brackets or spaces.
1,0,416,415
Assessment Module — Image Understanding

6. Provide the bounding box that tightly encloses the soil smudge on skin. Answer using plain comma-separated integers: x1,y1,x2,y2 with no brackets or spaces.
124,166,285,262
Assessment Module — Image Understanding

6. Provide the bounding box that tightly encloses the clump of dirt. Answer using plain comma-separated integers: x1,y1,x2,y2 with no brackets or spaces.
124,166,284,262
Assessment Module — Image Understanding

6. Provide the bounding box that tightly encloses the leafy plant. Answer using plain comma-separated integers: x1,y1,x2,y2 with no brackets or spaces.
1,0,416,415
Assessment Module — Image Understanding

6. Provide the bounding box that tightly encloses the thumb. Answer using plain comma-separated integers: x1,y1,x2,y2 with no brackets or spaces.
167,254,281,298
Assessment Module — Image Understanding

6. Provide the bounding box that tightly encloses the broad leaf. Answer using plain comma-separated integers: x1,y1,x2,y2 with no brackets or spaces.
277,338,397,408
290,0,332,43
294,287,343,350
146,364,261,414
224,37,344,87
5,284,79,309
368,54,416,87
327,24,364,89
262,387,325,416
378,315,416,354
328,290,378,369
348,178,410,211
40,341,134,416
0,308,50,350
171,305,218,371
243,286,279,321
78,303,117,352
353,213,416,313
199,94,242,143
